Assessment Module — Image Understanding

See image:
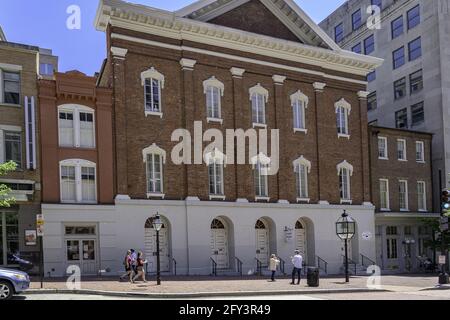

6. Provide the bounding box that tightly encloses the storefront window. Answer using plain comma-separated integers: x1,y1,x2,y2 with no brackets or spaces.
0,211,18,266
65,226,96,235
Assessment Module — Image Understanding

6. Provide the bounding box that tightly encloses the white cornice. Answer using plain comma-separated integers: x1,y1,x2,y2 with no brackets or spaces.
313,82,326,91
180,58,197,70
230,67,245,78
272,75,286,85
97,0,383,76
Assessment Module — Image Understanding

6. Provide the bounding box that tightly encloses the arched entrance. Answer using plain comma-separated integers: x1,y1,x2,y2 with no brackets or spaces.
144,216,170,273
295,220,307,264
210,218,229,269
255,219,270,266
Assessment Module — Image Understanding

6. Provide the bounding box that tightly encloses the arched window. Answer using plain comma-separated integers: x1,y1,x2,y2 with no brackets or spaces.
142,143,166,198
337,160,354,203
145,217,166,229
249,83,269,127
58,104,95,148
290,90,309,133
141,67,165,117
59,159,96,203
295,220,304,229
255,219,266,229
293,156,311,201
335,98,351,138
211,219,225,229
203,76,224,123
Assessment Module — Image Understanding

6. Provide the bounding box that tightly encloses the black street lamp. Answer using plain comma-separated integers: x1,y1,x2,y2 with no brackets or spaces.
336,210,356,283
152,213,163,285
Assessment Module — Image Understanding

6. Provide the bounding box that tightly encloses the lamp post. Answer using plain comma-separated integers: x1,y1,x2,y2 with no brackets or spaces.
336,210,356,283
152,213,163,285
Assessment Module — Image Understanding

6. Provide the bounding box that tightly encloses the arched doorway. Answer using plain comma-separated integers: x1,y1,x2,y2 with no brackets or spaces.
255,219,270,266
144,216,170,273
210,218,229,269
295,220,307,264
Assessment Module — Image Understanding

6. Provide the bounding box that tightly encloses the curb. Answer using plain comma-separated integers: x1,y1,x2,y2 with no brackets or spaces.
25,287,389,298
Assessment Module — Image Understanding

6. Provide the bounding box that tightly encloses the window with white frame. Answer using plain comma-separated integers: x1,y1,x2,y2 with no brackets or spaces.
254,162,268,198
416,141,424,162
58,105,95,148
417,181,426,211
335,99,351,137
4,131,22,168
249,84,268,126
398,180,408,210
291,90,308,132
293,156,311,201
379,179,390,210
1,70,20,105
378,136,388,159
205,148,226,198
60,159,96,203
397,139,407,160
203,76,224,122
337,160,353,202
142,143,166,197
141,67,164,116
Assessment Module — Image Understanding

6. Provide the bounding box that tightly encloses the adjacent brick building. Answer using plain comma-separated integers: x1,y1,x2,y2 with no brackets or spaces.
0,32,57,269
369,126,438,272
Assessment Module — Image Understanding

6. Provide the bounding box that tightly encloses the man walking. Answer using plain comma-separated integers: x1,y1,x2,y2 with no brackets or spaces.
290,250,303,285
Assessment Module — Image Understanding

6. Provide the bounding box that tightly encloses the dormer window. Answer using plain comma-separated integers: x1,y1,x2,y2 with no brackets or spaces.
249,84,268,128
141,67,165,118
203,76,224,124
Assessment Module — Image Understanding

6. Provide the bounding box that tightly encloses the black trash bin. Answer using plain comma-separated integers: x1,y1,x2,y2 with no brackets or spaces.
307,267,320,287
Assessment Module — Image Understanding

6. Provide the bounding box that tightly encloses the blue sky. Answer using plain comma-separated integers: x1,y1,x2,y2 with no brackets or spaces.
0,0,346,75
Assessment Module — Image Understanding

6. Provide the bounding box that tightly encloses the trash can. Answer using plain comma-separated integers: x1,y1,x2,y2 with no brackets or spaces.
307,267,320,287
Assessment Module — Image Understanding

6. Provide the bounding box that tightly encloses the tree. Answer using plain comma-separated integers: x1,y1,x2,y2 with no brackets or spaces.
0,161,17,207
421,218,450,269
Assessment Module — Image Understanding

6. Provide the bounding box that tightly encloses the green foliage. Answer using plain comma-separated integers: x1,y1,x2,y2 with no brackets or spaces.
421,218,450,251
0,161,17,207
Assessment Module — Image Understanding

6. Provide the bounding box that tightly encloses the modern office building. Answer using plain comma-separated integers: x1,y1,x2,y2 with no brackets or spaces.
320,0,450,209
0,28,58,270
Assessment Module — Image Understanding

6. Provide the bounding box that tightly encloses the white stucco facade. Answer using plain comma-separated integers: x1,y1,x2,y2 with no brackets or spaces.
42,200,376,277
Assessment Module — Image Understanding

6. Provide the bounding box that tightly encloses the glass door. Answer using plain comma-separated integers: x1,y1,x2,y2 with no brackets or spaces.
67,240,81,263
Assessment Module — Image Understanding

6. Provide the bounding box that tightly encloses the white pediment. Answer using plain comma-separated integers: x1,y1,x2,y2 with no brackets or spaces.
290,90,309,106
249,83,269,102
176,0,339,50
337,160,354,176
203,76,225,95
141,67,165,88
142,143,167,163
292,155,311,173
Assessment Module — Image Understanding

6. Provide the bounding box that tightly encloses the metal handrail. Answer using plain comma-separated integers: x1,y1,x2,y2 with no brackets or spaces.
210,257,217,276
235,257,243,276
172,257,177,276
341,255,357,275
279,258,286,275
360,254,376,268
316,256,328,274
255,258,263,276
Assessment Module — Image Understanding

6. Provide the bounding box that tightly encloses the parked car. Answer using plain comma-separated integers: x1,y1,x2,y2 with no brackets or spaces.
0,268,30,300
7,253,34,272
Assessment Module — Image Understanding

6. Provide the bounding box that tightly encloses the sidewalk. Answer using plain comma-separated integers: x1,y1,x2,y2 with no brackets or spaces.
28,274,442,297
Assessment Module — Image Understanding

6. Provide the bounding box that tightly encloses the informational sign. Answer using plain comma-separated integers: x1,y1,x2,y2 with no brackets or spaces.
36,214,44,237
284,227,293,242
439,255,446,265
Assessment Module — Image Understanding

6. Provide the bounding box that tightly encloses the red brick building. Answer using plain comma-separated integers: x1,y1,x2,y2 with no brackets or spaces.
41,0,383,276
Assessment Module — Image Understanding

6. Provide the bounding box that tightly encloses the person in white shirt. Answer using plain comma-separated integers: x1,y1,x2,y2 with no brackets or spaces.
290,250,303,285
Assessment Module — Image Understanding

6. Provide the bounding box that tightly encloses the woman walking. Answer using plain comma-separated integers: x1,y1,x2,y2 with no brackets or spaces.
132,251,147,283
269,254,280,282
120,250,133,282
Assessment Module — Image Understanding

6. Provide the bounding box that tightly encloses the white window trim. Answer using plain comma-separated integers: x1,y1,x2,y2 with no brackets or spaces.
249,83,268,125
57,104,96,149
293,156,311,200
203,76,224,123
399,179,409,211
416,141,425,163
291,90,308,132
59,159,97,204
207,159,225,198
0,125,22,164
335,98,351,137
252,155,269,199
397,139,407,161
24,96,36,170
417,180,427,212
142,143,166,197
141,67,165,117
378,136,388,160
255,196,270,202
337,160,353,202
379,178,390,211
